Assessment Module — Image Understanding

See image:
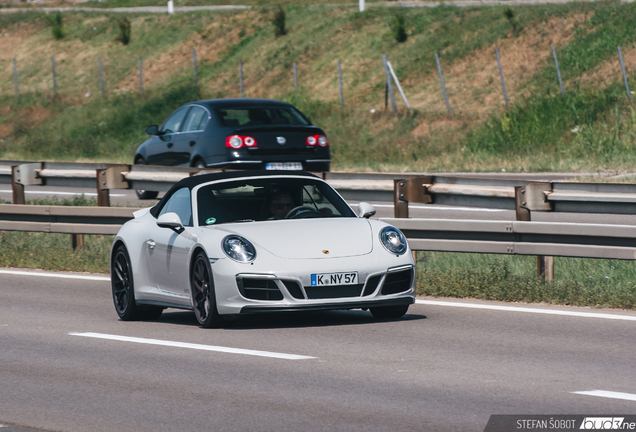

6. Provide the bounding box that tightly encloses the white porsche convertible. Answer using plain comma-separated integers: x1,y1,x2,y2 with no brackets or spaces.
111,171,415,327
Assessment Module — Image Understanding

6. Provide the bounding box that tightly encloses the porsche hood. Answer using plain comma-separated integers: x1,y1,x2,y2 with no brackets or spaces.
214,218,373,259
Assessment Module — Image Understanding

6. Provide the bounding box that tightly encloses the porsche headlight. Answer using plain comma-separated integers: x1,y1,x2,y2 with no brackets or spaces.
380,227,407,255
222,235,256,262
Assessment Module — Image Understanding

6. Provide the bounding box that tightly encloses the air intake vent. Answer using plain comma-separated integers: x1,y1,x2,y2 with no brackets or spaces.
381,269,413,295
237,278,283,301
362,275,382,296
282,280,305,299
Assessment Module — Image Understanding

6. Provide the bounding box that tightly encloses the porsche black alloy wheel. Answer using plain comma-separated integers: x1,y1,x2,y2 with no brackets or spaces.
191,252,224,328
369,305,409,320
111,246,141,321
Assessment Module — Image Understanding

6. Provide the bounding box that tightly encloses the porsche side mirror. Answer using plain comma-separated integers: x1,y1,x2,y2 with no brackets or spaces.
157,212,184,232
146,125,159,135
358,202,376,219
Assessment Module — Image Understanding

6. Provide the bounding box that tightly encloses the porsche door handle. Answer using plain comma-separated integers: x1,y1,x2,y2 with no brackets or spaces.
146,240,156,249
167,143,173,148
189,141,196,146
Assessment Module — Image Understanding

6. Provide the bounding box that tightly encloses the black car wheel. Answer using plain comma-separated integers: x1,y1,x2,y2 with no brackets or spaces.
134,158,159,200
191,252,224,328
111,245,141,321
369,305,409,320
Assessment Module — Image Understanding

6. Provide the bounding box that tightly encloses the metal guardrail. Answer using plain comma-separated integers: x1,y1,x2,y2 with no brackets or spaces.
1,160,636,267
0,204,135,235
2,160,635,213
381,218,636,261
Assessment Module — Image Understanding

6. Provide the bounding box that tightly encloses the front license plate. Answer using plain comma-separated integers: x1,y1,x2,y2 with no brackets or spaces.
266,162,303,171
311,272,358,286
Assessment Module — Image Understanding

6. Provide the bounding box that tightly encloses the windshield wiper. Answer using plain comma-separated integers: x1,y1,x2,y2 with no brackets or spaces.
234,219,255,223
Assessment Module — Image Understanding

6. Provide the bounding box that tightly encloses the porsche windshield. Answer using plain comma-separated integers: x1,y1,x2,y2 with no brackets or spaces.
196,178,356,225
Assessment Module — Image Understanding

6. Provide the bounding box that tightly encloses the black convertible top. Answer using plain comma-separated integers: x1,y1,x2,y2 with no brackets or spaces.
151,170,320,217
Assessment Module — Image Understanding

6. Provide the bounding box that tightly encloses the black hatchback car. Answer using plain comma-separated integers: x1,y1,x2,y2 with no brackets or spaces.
134,98,330,199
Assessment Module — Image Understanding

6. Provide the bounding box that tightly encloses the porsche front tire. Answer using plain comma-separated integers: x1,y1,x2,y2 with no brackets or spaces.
111,245,142,321
369,305,409,320
191,252,224,328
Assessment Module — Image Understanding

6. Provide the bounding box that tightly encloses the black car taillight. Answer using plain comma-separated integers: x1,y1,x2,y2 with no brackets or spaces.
226,135,258,149
306,134,328,147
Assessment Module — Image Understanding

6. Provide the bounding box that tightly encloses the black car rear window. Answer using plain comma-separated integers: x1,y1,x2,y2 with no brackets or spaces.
215,106,310,127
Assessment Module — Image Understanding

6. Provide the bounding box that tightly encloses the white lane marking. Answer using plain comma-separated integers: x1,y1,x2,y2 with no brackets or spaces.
0,269,110,281
416,299,636,321
0,190,126,197
572,390,636,402
69,332,316,360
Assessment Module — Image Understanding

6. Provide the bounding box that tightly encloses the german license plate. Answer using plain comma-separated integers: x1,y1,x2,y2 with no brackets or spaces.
311,272,358,286
266,162,303,171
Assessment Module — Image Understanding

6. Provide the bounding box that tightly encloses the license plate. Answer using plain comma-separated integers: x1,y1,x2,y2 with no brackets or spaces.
266,162,303,171
311,272,358,286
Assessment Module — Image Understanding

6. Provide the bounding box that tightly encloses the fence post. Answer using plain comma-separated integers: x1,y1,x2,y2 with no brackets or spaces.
387,61,411,110
552,46,565,98
13,58,18,96
98,57,105,97
293,62,299,106
51,56,58,96
618,46,632,103
138,56,143,95
337,59,344,109
239,59,244,97
496,48,508,110
435,53,451,117
192,49,199,92
382,55,397,116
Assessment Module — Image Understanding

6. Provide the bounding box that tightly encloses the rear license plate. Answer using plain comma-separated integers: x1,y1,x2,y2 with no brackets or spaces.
266,162,303,171
311,272,358,286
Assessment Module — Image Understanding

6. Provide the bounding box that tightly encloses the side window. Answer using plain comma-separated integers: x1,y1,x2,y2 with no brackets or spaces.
182,106,209,132
161,107,190,134
158,187,192,226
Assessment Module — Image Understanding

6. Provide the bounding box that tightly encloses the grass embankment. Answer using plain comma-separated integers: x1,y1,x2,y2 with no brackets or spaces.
2,3,636,172
0,196,111,273
416,252,636,309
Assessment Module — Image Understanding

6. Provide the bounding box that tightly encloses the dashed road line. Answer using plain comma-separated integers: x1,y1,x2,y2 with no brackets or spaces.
70,332,317,360
416,299,636,321
572,390,636,402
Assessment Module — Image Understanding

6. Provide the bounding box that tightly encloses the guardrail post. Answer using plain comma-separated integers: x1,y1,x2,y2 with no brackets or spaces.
96,166,130,207
394,179,409,218
516,185,554,281
11,166,25,205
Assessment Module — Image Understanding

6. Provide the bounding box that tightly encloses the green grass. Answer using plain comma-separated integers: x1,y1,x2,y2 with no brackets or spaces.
0,231,111,273
416,252,636,309
2,2,636,172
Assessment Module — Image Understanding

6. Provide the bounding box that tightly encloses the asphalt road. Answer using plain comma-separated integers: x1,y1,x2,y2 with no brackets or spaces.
1,270,635,432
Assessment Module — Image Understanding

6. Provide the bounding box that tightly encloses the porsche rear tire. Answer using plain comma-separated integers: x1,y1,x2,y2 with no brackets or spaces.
191,252,224,328
369,305,409,320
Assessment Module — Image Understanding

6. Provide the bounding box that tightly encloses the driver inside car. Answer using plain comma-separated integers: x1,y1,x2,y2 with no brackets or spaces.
268,189,294,220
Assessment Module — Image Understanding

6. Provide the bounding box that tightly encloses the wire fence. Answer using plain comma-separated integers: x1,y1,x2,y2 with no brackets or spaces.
2,45,634,116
